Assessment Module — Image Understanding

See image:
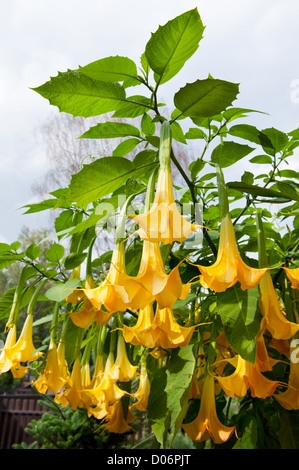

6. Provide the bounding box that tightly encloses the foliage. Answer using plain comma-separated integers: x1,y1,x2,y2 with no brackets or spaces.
1,7,299,450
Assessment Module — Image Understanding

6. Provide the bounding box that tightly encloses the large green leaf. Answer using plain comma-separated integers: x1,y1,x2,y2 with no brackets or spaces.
217,285,261,363
55,156,157,207
79,121,140,139
165,344,196,443
77,55,140,84
211,141,254,167
174,78,239,118
147,366,170,448
145,8,204,85
31,70,127,117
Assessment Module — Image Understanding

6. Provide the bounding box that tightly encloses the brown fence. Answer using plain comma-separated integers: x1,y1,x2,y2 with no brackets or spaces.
0,392,47,449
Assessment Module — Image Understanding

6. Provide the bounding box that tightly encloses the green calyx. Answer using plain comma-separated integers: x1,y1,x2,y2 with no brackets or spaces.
158,121,172,170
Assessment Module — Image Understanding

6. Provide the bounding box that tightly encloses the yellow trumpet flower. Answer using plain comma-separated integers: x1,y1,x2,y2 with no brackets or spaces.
153,306,196,349
129,167,200,244
259,271,299,340
133,240,190,308
129,362,150,413
122,304,158,349
109,334,138,383
283,266,299,290
102,399,134,434
3,315,43,367
33,340,70,395
182,374,236,444
275,356,299,410
0,325,17,374
194,214,268,292
83,242,152,313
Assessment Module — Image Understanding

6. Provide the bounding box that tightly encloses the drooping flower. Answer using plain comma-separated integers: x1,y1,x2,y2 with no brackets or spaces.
3,315,43,367
193,214,268,292
259,271,299,340
0,325,17,374
102,399,134,434
33,340,70,395
109,334,138,383
275,355,299,410
129,362,150,414
83,242,152,313
283,266,299,290
127,121,201,244
122,304,158,349
132,240,190,308
182,374,236,444
152,306,196,349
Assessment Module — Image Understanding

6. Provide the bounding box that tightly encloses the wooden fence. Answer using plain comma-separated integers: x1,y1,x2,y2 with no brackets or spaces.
0,391,47,449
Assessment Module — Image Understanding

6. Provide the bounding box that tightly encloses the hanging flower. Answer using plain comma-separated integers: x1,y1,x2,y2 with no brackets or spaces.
182,374,236,444
129,362,150,414
0,325,17,374
283,266,299,290
193,214,268,292
259,271,299,340
3,315,43,368
132,240,190,308
152,306,196,349
122,304,158,349
83,242,152,313
109,334,138,383
102,399,134,434
275,356,299,410
33,340,70,395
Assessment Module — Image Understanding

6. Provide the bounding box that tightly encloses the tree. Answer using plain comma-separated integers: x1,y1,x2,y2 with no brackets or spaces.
1,8,299,450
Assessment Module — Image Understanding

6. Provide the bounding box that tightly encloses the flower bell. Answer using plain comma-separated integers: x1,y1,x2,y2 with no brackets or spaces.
193,166,267,292
127,121,201,244
152,306,196,349
283,267,299,290
183,374,236,444
122,304,158,348
129,361,150,414
275,345,299,409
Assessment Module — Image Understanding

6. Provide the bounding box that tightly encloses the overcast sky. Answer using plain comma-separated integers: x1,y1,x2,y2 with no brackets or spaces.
0,0,298,244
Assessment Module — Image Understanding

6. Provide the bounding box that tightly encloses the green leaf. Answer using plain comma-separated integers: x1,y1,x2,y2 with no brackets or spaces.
233,414,258,449
185,127,207,140
45,278,80,302
26,243,42,260
0,253,25,270
56,156,157,208
174,78,239,118
145,8,204,85
22,199,58,214
165,344,196,442
223,107,266,123
112,95,154,118
31,70,127,118
45,243,65,264
228,124,271,147
217,285,261,363
170,121,187,144
249,154,273,164
147,366,170,448
211,141,254,167
141,113,155,136
64,253,87,270
77,55,140,84
79,121,140,139
112,138,140,157
260,127,289,155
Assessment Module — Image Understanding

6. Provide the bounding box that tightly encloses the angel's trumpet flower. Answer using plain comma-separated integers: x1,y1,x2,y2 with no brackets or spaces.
283,267,299,290
127,121,201,244
256,213,299,340
275,343,299,409
129,362,150,413
33,341,70,395
193,167,267,292
183,374,236,444
152,306,195,349
109,333,138,383
122,304,158,348
133,240,190,308
102,400,134,434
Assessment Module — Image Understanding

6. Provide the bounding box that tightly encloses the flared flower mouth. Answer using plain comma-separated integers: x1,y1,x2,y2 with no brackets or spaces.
128,168,201,244
182,374,236,444
193,214,268,292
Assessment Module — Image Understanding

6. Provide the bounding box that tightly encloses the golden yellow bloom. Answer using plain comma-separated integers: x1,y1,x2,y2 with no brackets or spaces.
33,341,70,395
216,353,282,399
194,214,267,292
4,315,43,367
0,325,17,374
152,307,196,349
133,240,190,308
259,271,299,340
122,304,158,349
57,356,94,410
275,357,299,410
109,334,138,383
129,363,150,413
83,242,152,313
102,399,134,434
128,168,200,245
283,267,299,290
182,375,236,444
